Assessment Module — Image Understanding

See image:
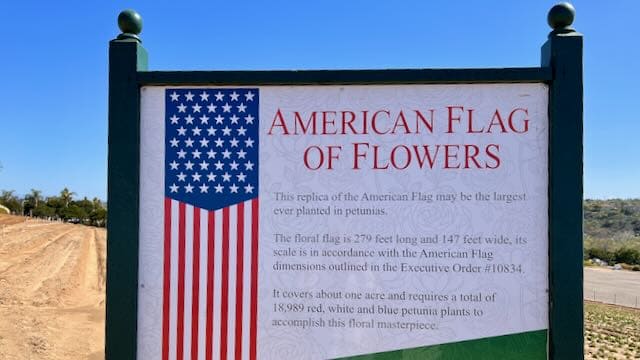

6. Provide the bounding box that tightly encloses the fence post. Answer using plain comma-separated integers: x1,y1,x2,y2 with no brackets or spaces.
105,9,147,360
542,3,584,360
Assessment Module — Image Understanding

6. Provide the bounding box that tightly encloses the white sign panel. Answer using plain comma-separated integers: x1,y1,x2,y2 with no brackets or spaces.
138,84,549,359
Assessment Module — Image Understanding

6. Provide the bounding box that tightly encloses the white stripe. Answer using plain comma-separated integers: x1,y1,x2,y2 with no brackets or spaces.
183,205,194,360
242,200,253,359
212,209,223,359
198,209,208,360
227,205,238,360
169,200,179,360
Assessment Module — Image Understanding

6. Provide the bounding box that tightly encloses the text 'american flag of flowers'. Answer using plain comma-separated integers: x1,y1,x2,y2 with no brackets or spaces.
163,89,259,360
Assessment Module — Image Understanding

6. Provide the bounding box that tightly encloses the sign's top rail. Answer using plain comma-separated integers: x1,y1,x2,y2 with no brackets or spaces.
137,67,551,86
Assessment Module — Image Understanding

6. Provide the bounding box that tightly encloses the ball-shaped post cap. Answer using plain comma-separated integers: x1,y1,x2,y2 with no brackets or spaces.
118,9,143,38
548,2,575,31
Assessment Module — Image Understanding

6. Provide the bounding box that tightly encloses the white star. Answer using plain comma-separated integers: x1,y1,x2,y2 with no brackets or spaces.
236,149,247,159
192,172,201,182
185,161,194,170
177,127,187,136
244,114,254,124
207,104,217,113
214,161,224,170
215,115,224,124
245,138,254,147
199,138,209,147
185,138,194,147
192,127,201,136
199,161,209,170
244,91,255,101
185,184,194,193
237,127,247,136
192,104,202,113
207,149,216,159
177,103,187,113
170,91,180,101
200,91,209,101
177,149,187,158
237,172,246,182
222,126,232,136
222,172,231,182
214,138,224,147
214,184,224,193
207,126,216,136
200,115,209,124
169,183,179,192
185,115,194,124
230,138,239,147
222,149,232,159
229,184,239,193
244,184,254,193
185,92,195,101
229,161,239,170
222,103,232,112
237,103,247,113
230,91,240,101
199,184,209,193
192,149,202,158
170,115,179,124
207,172,216,182
177,172,187,182
169,161,179,170
229,115,240,124
214,91,224,101
170,138,179,147
244,161,254,170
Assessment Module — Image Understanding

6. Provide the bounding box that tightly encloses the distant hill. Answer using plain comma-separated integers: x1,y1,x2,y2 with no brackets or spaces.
584,199,640,266
584,199,640,240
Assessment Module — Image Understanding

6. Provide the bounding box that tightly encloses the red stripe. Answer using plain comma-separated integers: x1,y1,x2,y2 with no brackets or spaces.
162,198,172,360
220,207,230,360
191,208,201,360
206,211,215,360
234,202,245,359
249,198,259,360
177,202,186,360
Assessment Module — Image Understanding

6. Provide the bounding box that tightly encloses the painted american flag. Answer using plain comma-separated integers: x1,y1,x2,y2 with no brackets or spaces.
163,89,259,360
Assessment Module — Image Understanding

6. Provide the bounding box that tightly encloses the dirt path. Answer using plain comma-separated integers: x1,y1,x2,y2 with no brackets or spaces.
0,215,105,360
584,267,640,308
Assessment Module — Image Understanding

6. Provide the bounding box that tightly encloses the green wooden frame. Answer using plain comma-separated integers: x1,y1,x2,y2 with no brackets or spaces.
106,9,583,360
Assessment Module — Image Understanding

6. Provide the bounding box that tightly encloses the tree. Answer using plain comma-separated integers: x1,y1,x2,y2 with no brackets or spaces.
0,190,22,214
29,189,42,208
60,204,87,223
33,204,55,218
23,189,43,216
92,197,103,210
60,187,75,207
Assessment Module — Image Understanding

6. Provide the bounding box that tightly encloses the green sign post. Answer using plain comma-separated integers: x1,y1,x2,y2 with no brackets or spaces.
106,3,583,359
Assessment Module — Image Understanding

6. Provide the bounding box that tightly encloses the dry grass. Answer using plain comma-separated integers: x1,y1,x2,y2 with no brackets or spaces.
585,301,640,359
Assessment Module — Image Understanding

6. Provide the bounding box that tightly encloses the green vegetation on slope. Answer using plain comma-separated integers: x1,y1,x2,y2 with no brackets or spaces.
584,199,640,266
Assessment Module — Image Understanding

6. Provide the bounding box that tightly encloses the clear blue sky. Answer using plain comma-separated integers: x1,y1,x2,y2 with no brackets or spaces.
0,1,637,200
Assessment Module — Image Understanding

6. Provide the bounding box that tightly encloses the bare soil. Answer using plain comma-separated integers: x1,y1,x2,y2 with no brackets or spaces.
0,215,105,360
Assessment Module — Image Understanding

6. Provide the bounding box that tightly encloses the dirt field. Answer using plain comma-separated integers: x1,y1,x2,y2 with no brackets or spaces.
585,301,640,359
0,215,105,360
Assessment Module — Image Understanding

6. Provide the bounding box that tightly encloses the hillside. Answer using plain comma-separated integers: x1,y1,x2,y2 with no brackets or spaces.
0,215,106,359
584,199,640,239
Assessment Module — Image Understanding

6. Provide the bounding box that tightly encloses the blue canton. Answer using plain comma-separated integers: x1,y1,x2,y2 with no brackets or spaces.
165,89,259,210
